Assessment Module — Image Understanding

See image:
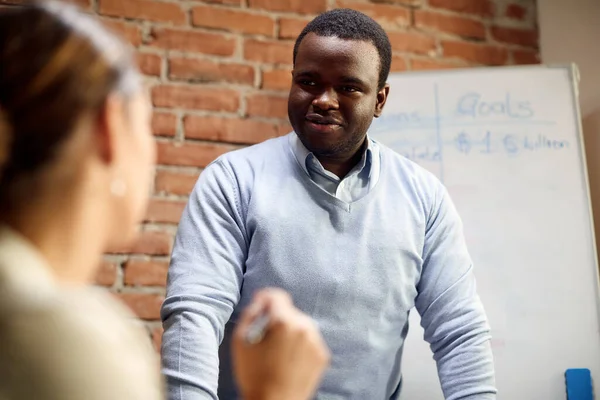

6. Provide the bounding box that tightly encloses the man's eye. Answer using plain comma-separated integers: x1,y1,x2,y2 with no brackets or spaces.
341,86,358,93
299,80,316,86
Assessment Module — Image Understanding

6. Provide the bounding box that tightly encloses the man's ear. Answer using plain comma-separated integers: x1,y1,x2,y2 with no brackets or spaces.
374,84,390,118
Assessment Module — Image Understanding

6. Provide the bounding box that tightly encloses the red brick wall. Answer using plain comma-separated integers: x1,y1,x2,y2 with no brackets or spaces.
1,0,539,350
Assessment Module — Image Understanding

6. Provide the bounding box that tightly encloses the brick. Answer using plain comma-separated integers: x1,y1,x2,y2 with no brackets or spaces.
491,26,538,48
145,198,187,224
108,231,173,256
278,17,310,40
335,1,410,29
512,49,540,65
95,260,117,287
152,112,178,137
98,0,186,24
192,5,274,36
152,327,164,352
278,122,293,136
102,19,142,47
137,53,162,77
248,0,326,15
505,3,527,20
261,67,292,91
124,259,169,286
442,40,508,65
388,31,437,55
411,57,466,70
391,55,408,72
369,0,420,4
131,231,172,255
157,141,237,168
152,85,240,112
184,116,282,144
68,0,92,10
246,93,288,119
414,9,486,40
169,57,255,86
117,293,164,320
204,0,241,4
150,28,236,57
244,39,294,65
155,170,200,196
428,0,494,17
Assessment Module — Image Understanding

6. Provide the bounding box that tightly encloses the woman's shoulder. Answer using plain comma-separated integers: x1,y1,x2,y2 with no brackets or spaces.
0,286,163,400
58,286,150,343
2,285,150,351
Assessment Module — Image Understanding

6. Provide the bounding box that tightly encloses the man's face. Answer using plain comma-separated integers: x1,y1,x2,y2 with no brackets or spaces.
288,33,389,159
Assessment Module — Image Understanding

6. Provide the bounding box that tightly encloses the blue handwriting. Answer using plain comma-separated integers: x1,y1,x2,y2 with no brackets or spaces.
454,131,569,156
455,92,534,119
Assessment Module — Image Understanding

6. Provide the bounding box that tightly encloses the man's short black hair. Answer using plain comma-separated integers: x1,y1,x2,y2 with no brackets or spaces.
293,8,392,90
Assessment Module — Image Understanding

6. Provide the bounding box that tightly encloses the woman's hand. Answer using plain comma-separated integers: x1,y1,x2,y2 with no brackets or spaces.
232,288,331,400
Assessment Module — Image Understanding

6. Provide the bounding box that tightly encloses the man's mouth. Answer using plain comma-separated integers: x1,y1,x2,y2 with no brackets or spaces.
305,113,342,127
309,120,337,125
305,118,342,134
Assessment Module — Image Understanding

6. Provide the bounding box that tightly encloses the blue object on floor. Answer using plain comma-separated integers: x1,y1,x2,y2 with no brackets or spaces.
565,368,594,400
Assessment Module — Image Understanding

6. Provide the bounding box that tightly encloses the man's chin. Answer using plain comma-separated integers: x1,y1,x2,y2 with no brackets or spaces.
297,134,339,156
305,143,348,159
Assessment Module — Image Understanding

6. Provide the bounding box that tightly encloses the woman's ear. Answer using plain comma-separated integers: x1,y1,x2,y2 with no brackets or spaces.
96,94,125,165
374,84,390,118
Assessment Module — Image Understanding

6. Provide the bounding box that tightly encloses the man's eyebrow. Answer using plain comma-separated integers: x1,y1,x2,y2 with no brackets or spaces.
340,76,367,86
292,72,368,86
293,70,318,77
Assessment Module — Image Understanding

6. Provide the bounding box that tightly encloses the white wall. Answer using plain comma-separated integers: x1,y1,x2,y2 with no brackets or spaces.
538,0,600,252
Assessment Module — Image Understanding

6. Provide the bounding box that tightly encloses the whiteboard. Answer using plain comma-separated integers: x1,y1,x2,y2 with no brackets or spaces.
369,65,600,399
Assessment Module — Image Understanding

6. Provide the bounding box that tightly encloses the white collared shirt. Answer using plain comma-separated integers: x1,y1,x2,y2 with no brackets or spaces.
289,132,381,203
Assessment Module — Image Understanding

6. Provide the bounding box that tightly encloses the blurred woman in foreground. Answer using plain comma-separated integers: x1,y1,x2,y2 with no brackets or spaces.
0,2,329,399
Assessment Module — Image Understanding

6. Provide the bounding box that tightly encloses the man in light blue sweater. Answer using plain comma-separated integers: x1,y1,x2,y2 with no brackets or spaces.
161,8,497,400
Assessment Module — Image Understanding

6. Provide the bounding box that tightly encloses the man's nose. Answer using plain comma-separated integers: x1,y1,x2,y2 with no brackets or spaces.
311,89,339,111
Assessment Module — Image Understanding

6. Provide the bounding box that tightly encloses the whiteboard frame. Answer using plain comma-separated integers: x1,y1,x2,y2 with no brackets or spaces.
383,62,600,366
562,63,600,337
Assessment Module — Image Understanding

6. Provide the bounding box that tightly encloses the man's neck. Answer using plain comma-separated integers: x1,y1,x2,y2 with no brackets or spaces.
317,139,368,179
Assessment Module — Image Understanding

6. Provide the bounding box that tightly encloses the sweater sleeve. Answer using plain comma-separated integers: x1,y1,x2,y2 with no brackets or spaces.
160,158,247,400
414,183,497,400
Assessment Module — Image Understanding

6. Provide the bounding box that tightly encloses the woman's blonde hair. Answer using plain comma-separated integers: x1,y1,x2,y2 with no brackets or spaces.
0,0,140,210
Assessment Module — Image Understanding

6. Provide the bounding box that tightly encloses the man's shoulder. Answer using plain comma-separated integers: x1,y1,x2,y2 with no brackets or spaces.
219,134,289,165
202,133,292,182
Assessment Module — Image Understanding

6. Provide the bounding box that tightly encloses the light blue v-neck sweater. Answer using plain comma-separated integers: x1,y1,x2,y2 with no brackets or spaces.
160,133,497,400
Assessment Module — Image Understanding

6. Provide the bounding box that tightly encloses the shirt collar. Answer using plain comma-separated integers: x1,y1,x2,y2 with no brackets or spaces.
289,132,377,179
